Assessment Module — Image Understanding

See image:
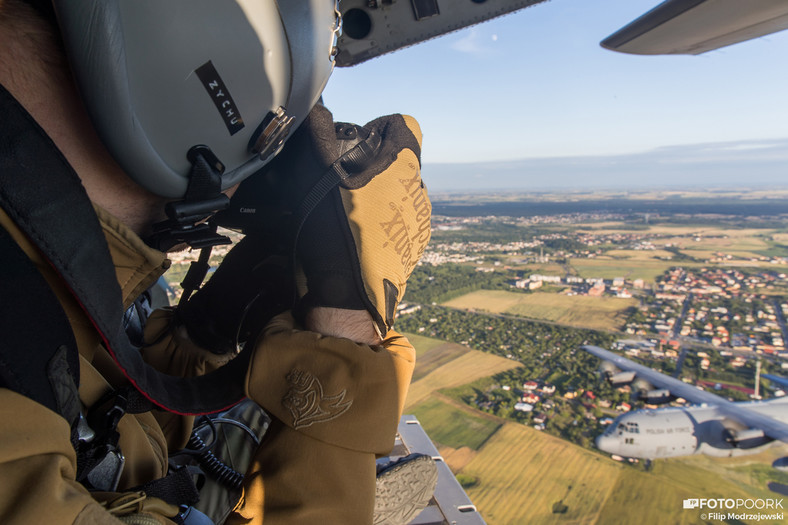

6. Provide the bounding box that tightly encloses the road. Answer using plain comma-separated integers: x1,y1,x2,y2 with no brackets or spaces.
671,287,693,378
773,298,788,349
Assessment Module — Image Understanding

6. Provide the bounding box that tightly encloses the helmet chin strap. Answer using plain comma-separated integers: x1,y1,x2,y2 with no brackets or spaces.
147,146,232,252
147,146,233,303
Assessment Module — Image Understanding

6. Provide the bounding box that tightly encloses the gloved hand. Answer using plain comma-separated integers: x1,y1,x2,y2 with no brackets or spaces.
274,104,431,338
175,231,292,354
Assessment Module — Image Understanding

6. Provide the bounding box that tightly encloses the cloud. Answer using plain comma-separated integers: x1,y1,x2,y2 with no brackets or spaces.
422,139,788,191
649,139,788,164
450,27,497,55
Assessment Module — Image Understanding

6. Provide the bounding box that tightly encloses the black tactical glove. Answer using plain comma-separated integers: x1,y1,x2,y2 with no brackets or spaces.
175,231,292,354
271,104,431,338
180,104,431,346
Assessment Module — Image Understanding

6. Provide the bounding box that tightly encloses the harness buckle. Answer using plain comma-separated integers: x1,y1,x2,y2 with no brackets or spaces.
77,392,130,491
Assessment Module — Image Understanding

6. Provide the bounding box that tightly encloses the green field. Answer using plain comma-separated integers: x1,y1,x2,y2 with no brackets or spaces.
570,257,681,283
409,342,468,381
658,231,772,252
410,397,501,450
575,224,788,267
443,290,637,331
681,249,765,260
603,248,676,261
401,332,448,358
461,422,621,525
405,346,521,411
578,225,779,238
598,458,785,524
504,262,568,276
572,252,786,279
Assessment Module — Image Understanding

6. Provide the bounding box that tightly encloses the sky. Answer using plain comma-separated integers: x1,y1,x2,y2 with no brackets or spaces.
321,0,788,191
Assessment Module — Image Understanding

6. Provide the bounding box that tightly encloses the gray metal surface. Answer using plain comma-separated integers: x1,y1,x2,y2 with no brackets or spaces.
336,0,550,67
386,415,486,525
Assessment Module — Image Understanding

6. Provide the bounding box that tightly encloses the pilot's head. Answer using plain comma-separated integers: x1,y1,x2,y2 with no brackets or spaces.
0,0,339,234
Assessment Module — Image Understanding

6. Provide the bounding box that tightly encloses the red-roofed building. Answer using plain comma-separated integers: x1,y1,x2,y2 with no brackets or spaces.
522,393,541,404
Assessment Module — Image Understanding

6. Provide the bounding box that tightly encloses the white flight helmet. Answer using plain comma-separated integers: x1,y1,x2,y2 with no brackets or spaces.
52,0,340,198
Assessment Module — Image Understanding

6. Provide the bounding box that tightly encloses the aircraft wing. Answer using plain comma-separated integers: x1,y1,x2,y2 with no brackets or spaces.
582,345,788,443
764,374,788,390
601,0,788,55
335,0,550,66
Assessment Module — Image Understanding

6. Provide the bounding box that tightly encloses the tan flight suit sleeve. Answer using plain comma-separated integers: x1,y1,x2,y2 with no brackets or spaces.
0,389,128,525
0,389,184,525
228,312,416,525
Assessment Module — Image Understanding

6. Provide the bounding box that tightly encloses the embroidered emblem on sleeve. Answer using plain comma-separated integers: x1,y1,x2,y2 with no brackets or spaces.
283,369,353,429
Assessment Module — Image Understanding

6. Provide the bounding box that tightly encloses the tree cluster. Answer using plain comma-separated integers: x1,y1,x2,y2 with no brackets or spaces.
404,264,511,304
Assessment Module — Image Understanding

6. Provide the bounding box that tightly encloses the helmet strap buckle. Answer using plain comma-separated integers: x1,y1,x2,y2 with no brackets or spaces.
147,146,232,252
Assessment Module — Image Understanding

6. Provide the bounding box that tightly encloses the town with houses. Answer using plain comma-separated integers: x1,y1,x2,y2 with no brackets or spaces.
510,267,788,361
404,211,788,430
425,213,788,353
427,213,788,267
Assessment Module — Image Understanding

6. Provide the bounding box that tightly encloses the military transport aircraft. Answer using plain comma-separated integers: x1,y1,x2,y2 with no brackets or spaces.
584,345,788,462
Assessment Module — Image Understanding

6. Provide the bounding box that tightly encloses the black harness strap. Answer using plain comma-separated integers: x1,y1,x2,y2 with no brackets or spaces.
0,228,80,428
0,83,249,415
130,466,201,507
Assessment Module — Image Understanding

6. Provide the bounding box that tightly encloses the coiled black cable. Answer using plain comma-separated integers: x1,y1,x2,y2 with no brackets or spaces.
186,418,245,490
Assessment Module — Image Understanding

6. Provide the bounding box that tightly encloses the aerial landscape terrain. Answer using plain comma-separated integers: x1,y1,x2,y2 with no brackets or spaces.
166,189,788,524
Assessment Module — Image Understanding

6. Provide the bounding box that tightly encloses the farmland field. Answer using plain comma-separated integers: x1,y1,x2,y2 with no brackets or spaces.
410,397,501,450
442,290,529,313
603,249,677,260
460,422,621,525
680,249,769,261
442,290,637,331
504,261,568,276
596,452,788,525
401,332,448,358
657,231,772,250
409,342,468,381
577,225,781,238
404,346,521,411
569,257,681,283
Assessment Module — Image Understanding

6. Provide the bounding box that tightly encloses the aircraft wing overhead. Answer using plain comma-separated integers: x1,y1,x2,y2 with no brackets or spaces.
601,0,788,55
582,345,788,443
